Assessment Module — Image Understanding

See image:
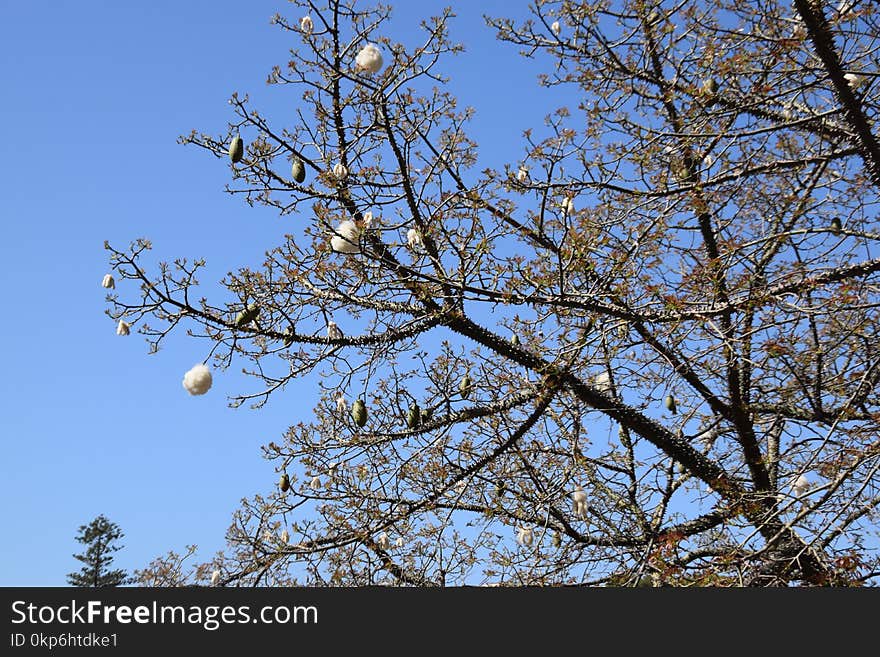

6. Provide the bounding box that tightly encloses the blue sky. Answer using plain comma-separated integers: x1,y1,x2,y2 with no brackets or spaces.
0,0,557,585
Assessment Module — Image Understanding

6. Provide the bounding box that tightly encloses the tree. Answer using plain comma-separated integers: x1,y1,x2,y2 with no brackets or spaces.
67,515,130,587
112,0,880,587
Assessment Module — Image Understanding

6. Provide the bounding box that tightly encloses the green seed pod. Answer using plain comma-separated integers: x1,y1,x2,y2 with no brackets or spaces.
664,394,678,414
459,374,473,399
229,136,244,163
511,334,520,346
830,217,842,234
552,531,562,548
234,304,260,327
420,407,432,424
352,398,367,427
407,402,421,429
291,157,306,183
279,473,290,492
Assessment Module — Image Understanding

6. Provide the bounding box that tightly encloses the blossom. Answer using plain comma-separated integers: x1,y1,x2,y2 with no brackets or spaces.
793,474,811,497
551,21,561,36
182,363,213,396
101,274,115,289
572,485,588,518
116,320,131,336
211,570,221,586
335,391,347,415
330,219,361,253
516,526,534,547
516,166,529,182
300,15,313,34
377,532,391,550
407,228,424,250
333,162,348,180
356,44,384,74
327,320,344,341
310,475,322,491
280,529,290,544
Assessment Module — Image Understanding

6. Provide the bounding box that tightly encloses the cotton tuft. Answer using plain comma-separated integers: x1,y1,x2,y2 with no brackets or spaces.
333,162,349,180
116,320,131,336
300,15,313,33
356,44,384,74
407,228,424,250
211,570,221,586
102,274,115,289
330,219,361,253
183,363,213,396
551,21,561,36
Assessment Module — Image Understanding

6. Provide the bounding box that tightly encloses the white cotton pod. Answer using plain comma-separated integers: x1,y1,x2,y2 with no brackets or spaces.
844,73,865,90
395,537,404,548
516,166,529,182
407,228,424,250
551,21,561,36
594,371,612,393
101,274,115,289
300,15,314,34
356,43,384,74
327,320,344,341
377,532,391,550
211,569,221,586
333,162,349,180
362,211,374,229
280,529,290,544
517,527,534,547
335,391,347,415
310,475,322,491
793,474,811,497
330,219,361,254
116,320,131,336
572,485,588,518
182,363,213,396
564,196,576,214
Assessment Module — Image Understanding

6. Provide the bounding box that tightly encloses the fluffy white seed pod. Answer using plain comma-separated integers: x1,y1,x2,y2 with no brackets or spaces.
335,391,347,415
356,43,384,74
563,196,576,214
793,474,811,497
280,529,290,544
327,320,344,341
330,220,361,253
395,537,404,548
594,371,612,393
300,15,313,34
333,162,349,180
551,21,561,36
844,73,865,89
211,570,221,586
516,526,534,547
454,480,467,495
362,211,373,229
310,475,322,491
516,166,529,182
182,363,213,396
101,274,115,289
572,485,589,519
407,228,424,250
377,532,391,550
116,320,131,336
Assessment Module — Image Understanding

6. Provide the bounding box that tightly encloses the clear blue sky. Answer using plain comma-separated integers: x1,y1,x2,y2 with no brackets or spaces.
0,0,558,585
